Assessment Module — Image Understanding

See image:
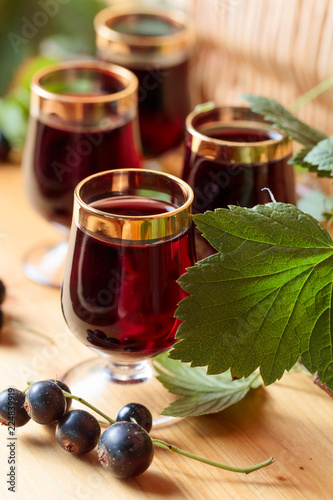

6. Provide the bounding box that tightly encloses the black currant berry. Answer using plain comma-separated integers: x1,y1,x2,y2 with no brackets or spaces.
115,403,152,433
0,279,6,305
0,132,10,162
24,380,66,425
0,388,30,427
56,410,101,455
48,380,72,412
97,422,154,478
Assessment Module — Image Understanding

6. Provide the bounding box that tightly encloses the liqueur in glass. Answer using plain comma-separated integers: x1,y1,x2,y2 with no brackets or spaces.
182,106,295,260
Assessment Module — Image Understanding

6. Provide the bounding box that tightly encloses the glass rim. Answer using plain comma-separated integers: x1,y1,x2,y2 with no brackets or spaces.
30,60,138,105
186,105,289,147
185,105,292,163
94,4,194,48
75,168,194,221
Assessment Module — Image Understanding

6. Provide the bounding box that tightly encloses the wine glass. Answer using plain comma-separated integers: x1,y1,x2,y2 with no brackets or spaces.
182,105,296,260
22,60,141,287
61,168,195,425
94,4,194,162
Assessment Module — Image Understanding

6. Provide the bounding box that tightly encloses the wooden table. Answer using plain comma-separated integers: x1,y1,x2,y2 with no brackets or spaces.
0,162,333,500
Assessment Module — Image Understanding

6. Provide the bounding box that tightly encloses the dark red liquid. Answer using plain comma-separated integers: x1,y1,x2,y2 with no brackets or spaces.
24,118,141,228
182,127,296,259
61,197,195,361
208,128,274,143
134,60,191,157
99,14,191,157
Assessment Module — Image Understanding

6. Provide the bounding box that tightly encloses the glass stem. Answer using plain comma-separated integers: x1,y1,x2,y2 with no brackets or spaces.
152,439,275,474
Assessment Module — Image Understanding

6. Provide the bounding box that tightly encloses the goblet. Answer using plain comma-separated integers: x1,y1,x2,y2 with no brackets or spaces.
23,60,141,287
61,168,195,425
182,105,295,260
94,4,194,160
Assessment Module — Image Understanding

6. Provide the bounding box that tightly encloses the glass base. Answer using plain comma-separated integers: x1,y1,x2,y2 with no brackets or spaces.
61,357,180,429
23,240,68,288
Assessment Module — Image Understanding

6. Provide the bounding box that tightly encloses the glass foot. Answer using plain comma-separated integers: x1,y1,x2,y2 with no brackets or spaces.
61,357,180,429
23,240,68,288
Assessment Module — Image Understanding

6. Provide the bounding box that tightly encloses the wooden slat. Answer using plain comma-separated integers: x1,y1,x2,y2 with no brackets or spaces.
190,0,333,135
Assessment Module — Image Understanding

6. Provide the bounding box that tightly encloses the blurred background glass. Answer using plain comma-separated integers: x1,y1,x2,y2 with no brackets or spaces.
0,0,332,218
0,0,190,160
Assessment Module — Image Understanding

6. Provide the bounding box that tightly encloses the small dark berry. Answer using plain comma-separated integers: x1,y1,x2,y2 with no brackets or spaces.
0,388,30,427
0,279,6,305
48,380,72,412
56,410,101,455
98,422,154,478
116,403,152,433
0,132,10,162
25,381,66,425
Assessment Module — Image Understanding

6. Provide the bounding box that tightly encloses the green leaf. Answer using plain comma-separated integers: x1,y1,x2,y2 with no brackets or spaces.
15,56,58,92
0,97,27,149
304,137,333,174
194,101,216,113
297,190,333,223
289,146,314,169
241,94,327,147
0,56,58,149
290,146,332,177
171,203,333,390
154,353,261,417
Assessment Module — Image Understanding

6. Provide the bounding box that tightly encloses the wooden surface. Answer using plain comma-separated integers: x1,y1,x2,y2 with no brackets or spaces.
0,162,333,500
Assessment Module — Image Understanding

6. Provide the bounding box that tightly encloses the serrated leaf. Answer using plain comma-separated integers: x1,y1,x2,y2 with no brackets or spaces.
289,146,314,168
304,137,333,174
297,190,333,223
242,94,327,147
154,353,261,417
290,146,332,177
171,203,333,390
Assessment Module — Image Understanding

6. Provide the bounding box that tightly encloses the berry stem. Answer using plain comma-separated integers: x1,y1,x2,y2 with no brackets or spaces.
62,391,115,425
24,381,275,475
152,439,274,474
98,420,111,426
24,383,33,394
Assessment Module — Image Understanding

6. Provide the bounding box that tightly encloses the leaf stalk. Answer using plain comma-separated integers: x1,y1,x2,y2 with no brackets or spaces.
152,438,274,474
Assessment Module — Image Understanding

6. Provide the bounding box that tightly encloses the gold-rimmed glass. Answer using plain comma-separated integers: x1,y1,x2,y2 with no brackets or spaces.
23,60,142,287
182,105,296,260
94,4,194,159
61,168,195,425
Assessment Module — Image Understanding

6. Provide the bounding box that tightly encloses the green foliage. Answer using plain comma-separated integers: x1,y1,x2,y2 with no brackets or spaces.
304,137,333,174
154,353,261,417
171,203,333,390
0,56,56,149
0,0,106,96
297,190,333,223
290,146,315,170
242,94,333,178
241,94,327,147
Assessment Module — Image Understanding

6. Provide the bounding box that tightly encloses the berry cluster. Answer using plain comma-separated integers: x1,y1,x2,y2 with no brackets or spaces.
0,380,274,479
